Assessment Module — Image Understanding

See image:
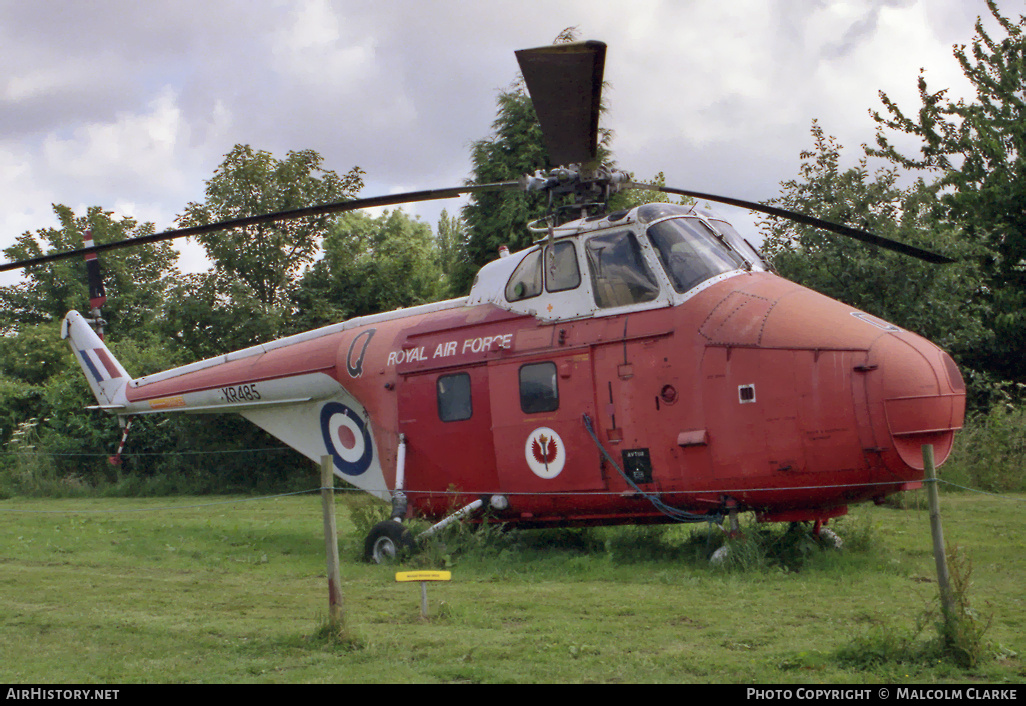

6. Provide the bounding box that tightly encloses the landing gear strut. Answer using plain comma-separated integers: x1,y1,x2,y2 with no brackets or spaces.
364,496,509,564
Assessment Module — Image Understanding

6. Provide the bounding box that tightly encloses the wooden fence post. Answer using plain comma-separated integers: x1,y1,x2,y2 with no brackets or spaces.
923,444,955,620
321,455,345,630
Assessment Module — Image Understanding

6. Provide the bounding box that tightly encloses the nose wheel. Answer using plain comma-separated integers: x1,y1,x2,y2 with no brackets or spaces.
815,526,843,549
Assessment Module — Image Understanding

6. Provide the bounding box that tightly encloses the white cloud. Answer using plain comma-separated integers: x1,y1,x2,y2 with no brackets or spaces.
42,87,188,194
271,0,377,85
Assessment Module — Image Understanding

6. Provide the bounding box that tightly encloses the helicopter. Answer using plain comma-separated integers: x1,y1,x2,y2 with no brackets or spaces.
1,41,965,563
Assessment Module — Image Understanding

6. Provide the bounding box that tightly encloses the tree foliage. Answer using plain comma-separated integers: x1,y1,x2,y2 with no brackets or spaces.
0,205,179,334
455,87,552,293
868,0,1026,388
177,144,365,310
761,122,989,393
293,209,443,330
435,208,467,296
0,206,182,458
165,145,366,357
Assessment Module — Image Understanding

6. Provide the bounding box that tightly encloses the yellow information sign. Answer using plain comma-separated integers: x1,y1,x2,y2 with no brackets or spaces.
395,571,451,583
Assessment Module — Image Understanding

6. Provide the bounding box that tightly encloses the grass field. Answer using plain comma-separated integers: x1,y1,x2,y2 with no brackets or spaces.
1,488,1023,684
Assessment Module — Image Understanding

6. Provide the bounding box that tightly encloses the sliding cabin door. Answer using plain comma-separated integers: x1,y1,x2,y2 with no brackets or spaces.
488,351,605,521
396,364,498,518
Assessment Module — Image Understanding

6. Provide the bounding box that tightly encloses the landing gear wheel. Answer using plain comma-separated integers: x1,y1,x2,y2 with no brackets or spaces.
817,527,843,550
709,544,731,566
364,520,415,564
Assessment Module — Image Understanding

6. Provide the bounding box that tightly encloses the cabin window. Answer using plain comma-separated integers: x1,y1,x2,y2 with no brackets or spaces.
437,373,472,422
647,218,745,294
519,362,558,414
545,241,581,293
505,250,543,302
585,231,660,308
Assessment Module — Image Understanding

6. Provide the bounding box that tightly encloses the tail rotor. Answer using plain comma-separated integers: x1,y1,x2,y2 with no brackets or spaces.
82,229,108,338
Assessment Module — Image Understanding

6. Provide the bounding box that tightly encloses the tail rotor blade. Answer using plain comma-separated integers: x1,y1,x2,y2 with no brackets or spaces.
82,229,107,312
629,182,955,264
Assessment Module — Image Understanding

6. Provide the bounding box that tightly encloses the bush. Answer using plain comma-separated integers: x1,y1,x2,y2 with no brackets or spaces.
942,403,1026,493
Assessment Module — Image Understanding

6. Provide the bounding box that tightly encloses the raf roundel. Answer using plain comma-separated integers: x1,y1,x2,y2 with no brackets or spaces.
320,402,374,476
524,427,566,479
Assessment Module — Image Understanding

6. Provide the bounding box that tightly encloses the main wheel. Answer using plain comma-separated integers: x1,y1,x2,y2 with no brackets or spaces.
364,520,415,564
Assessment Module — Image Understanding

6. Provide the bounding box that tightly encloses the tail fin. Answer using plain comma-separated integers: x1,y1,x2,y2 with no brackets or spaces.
61,310,130,408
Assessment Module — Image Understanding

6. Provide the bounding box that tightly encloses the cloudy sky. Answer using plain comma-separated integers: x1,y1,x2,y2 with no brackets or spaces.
0,0,1013,281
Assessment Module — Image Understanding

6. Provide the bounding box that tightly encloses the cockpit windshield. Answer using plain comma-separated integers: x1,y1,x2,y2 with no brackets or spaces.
647,217,746,294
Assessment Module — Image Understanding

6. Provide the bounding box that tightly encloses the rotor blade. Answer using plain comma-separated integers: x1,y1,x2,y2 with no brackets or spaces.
0,181,521,273
629,183,955,264
515,40,606,168
82,229,107,311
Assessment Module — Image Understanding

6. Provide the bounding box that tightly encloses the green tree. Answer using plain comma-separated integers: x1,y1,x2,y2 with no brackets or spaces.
177,145,364,311
293,209,443,330
436,208,467,295
0,205,182,456
868,0,1026,388
0,205,179,334
158,272,285,360
761,122,989,400
0,322,68,448
455,86,552,293
167,145,364,356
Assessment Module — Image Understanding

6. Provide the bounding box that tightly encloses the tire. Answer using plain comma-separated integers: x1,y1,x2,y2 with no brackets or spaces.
709,545,731,565
364,520,415,564
817,527,843,550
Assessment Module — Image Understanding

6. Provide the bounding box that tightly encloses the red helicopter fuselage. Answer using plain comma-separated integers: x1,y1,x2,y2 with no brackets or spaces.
65,203,965,529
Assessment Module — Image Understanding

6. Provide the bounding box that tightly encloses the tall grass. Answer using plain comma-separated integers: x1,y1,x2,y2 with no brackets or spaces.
834,543,995,671
942,404,1026,493
381,506,875,577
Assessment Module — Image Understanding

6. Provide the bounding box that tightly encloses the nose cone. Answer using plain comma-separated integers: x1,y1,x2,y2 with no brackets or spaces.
703,273,966,476
869,331,966,470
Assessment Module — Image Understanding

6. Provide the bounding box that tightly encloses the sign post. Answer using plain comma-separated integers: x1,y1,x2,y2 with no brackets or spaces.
395,571,452,619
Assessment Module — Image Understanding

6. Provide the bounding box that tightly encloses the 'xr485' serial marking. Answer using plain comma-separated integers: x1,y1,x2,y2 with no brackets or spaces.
221,383,261,403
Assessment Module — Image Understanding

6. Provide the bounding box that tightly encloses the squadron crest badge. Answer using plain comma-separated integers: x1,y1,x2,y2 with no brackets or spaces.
524,427,566,479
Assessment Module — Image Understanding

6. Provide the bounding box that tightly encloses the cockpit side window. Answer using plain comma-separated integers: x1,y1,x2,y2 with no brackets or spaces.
710,220,768,270
647,218,745,294
505,249,543,302
545,241,581,293
586,231,661,309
